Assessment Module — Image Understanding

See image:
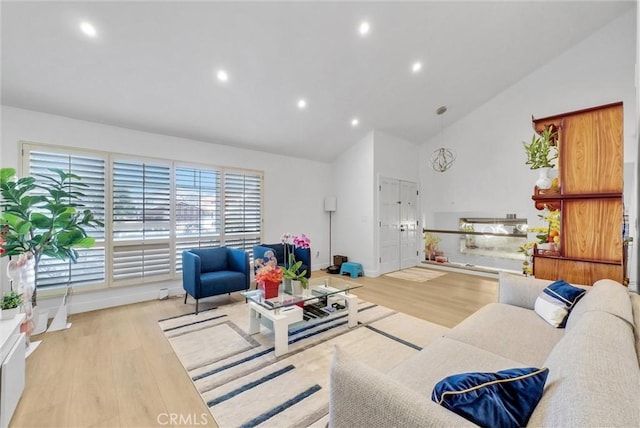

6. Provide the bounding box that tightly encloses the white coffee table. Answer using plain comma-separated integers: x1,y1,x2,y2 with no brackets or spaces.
242,276,361,357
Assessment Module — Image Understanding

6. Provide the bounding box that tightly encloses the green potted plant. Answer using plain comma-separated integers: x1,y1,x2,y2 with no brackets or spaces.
523,125,558,189
0,167,103,305
424,232,442,261
1,290,23,319
280,233,310,295
282,253,309,291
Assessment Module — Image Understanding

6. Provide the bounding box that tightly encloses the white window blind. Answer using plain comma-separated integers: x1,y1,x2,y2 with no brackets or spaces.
223,171,262,255
21,144,263,289
112,160,171,284
174,166,221,272
27,149,106,288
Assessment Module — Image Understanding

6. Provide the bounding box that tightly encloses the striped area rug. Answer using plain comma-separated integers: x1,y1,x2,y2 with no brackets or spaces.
159,299,448,428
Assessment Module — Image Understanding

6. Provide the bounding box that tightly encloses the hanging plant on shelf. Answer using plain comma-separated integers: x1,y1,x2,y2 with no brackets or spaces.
523,126,558,169
523,125,558,190
519,207,561,275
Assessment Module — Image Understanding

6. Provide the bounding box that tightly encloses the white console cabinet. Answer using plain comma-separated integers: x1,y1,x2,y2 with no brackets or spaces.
0,314,25,428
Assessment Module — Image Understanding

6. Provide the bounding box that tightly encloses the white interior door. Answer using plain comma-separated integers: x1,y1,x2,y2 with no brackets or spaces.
379,177,418,274
379,177,400,273
400,181,418,269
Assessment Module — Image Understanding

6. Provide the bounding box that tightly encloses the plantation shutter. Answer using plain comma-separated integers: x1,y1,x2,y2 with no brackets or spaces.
27,148,106,288
174,166,221,272
21,143,263,288
112,160,171,284
223,171,262,255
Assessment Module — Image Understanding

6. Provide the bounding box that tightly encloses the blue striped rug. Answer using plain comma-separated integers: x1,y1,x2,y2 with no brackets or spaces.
159,299,448,428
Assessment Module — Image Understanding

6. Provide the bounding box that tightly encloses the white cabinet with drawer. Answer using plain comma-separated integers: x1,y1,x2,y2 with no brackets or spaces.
0,314,26,428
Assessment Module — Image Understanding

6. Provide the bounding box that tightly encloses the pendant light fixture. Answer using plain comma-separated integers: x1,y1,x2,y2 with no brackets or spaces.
431,106,456,172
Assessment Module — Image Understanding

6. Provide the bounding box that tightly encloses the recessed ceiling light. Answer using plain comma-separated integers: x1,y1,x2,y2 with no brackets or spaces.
351,118,359,127
216,70,229,82
359,21,370,36
411,61,423,73
80,21,97,38
297,99,307,109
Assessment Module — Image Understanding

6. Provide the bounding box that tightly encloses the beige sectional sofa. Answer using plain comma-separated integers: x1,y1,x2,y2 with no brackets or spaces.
329,273,640,427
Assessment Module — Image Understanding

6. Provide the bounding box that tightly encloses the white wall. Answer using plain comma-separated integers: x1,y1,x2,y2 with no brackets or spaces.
331,132,375,274
419,9,638,286
373,130,420,183
372,130,420,275
328,130,420,277
0,106,333,312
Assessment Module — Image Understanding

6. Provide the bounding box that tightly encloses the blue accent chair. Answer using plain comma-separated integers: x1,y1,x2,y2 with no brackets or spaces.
253,243,311,278
182,247,250,314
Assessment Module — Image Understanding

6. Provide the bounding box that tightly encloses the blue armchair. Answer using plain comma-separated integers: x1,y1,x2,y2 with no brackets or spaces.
182,247,250,314
253,243,311,278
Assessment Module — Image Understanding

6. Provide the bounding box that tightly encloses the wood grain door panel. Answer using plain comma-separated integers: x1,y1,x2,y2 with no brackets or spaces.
562,199,622,261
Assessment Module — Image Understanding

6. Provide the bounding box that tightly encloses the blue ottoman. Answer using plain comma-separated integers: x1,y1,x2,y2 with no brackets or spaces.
340,262,364,278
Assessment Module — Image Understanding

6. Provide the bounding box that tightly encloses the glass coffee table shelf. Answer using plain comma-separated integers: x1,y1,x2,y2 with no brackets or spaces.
242,276,361,357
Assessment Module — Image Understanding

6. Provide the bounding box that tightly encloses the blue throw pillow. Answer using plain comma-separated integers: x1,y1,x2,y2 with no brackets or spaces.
535,279,586,328
432,367,549,428
543,279,585,309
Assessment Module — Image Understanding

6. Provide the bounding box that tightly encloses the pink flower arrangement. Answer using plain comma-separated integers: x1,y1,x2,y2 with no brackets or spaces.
0,225,7,255
280,233,311,287
281,233,310,249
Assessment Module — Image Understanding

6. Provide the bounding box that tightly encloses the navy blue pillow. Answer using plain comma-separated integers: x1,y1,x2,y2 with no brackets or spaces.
432,367,549,428
543,279,585,309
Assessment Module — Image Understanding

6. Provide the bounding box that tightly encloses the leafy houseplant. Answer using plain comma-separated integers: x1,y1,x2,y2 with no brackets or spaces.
0,167,103,304
423,232,442,261
282,253,309,288
0,290,22,310
519,207,561,274
523,126,558,169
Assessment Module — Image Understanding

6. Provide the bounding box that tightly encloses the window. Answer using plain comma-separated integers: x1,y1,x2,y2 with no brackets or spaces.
174,166,221,272
112,160,172,285
25,146,106,288
223,171,262,252
20,143,263,290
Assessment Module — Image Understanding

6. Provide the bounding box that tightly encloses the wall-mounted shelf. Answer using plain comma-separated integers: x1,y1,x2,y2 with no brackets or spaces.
423,229,526,238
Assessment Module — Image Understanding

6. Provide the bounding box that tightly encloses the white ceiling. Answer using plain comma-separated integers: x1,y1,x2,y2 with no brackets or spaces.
1,1,635,162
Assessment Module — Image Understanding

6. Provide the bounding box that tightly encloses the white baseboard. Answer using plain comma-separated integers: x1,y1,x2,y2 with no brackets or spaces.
34,281,185,317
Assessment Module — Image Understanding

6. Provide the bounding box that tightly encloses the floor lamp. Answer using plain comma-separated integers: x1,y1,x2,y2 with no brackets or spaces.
324,196,337,267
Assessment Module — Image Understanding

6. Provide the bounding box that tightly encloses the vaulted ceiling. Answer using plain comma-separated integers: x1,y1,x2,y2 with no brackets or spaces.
1,1,635,162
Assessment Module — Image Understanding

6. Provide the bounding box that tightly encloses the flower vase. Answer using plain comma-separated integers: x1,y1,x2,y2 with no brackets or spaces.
291,280,303,296
6,254,39,338
283,278,292,294
259,280,280,299
302,285,311,298
535,167,552,190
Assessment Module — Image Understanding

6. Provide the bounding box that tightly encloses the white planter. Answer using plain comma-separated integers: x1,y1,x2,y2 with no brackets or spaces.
283,278,292,294
535,167,552,190
32,307,49,335
1,307,19,320
292,280,303,296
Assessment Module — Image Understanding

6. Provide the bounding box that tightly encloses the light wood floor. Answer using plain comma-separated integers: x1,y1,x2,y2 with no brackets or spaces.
11,268,497,428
